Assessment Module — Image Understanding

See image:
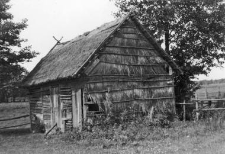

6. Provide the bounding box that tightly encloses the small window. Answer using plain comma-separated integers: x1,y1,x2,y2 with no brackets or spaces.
88,104,99,111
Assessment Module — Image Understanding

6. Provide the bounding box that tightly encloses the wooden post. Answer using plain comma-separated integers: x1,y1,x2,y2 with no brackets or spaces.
60,100,65,132
195,93,198,100
72,89,82,129
196,101,199,121
72,89,78,128
77,89,82,130
205,89,208,99
149,106,154,122
183,100,186,122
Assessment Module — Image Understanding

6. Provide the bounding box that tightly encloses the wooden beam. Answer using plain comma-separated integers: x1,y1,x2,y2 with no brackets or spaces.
84,85,174,94
76,89,83,129
88,74,172,77
106,45,154,50
100,61,166,66
195,108,225,111
99,52,156,57
87,79,172,84
192,99,225,101
72,89,78,128
112,97,174,104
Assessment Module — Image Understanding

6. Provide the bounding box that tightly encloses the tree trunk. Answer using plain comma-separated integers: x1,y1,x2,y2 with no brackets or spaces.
165,22,170,55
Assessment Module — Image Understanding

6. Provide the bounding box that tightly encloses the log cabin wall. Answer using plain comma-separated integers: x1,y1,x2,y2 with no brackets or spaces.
59,86,73,132
29,85,73,132
83,18,175,115
29,87,43,131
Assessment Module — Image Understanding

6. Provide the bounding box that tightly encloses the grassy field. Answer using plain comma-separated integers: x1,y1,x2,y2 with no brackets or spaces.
196,83,225,99
1,121,225,154
1,103,225,153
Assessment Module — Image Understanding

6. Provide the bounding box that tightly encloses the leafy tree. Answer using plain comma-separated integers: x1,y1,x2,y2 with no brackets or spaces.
112,0,225,102
0,0,38,102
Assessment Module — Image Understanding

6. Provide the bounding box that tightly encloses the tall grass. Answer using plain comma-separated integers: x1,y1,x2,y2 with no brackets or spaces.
49,110,225,148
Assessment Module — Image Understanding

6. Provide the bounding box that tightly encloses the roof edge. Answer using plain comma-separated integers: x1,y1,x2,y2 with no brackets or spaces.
22,42,60,86
72,14,131,77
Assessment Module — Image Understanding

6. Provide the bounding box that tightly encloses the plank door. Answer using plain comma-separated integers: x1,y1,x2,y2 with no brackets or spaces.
51,87,60,128
72,89,83,128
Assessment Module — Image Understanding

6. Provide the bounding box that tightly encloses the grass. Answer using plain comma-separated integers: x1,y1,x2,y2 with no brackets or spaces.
1,120,225,154
1,103,225,153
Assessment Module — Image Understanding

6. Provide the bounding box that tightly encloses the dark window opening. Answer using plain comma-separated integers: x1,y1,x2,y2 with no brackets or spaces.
88,104,99,111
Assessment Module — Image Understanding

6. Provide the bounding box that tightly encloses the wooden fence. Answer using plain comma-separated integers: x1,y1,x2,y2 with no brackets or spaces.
177,98,225,121
0,114,30,130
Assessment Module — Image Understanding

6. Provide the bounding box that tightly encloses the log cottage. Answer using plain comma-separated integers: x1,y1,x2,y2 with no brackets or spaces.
23,14,182,132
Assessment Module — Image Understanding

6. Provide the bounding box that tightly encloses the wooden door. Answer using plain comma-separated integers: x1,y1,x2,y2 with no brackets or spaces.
72,89,83,128
51,87,60,127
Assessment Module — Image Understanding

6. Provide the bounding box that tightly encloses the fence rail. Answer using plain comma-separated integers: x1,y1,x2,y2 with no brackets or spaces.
177,98,225,121
0,114,30,130
0,114,29,122
0,123,30,130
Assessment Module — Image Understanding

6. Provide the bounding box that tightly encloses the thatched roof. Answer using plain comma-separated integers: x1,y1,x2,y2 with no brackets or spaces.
24,15,181,86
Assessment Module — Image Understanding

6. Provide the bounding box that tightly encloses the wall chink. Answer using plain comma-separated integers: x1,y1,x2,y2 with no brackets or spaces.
23,14,182,133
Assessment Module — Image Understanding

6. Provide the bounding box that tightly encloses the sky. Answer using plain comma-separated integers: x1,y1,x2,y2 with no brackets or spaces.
9,0,225,81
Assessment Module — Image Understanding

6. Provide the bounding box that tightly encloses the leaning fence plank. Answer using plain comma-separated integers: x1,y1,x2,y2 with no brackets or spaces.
44,123,57,138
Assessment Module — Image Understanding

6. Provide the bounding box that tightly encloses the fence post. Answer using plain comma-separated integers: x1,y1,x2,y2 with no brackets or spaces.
196,101,199,121
183,100,186,122
205,89,208,99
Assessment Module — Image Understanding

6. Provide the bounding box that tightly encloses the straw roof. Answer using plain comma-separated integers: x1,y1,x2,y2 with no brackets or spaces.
24,15,181,86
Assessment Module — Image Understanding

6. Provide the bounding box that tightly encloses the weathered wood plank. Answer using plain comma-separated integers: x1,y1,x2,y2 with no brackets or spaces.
108,37,152,48
104,46,157,57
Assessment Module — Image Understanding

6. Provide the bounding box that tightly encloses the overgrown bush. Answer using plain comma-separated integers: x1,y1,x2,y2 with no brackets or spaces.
57,108,177,146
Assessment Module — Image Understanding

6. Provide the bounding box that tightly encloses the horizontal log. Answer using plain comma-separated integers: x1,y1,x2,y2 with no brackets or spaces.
0,123,30,130
106,45,154,50
121,26,137,29
112,97,174,103
114,36,146,41
192,99,225,101
60,98,72,100
85,85,174,94
100,61,166,66
0,114,29,121
194,108,225,111
88,74,171,77
87,79,172,84
60,94,71,97
99,52,157,57
176,103,193,105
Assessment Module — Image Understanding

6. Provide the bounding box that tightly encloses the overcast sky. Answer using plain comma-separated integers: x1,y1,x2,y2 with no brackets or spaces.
9,0,225,80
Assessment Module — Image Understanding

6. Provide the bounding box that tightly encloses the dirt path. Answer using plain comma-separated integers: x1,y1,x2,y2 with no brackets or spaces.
1,128,225,154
